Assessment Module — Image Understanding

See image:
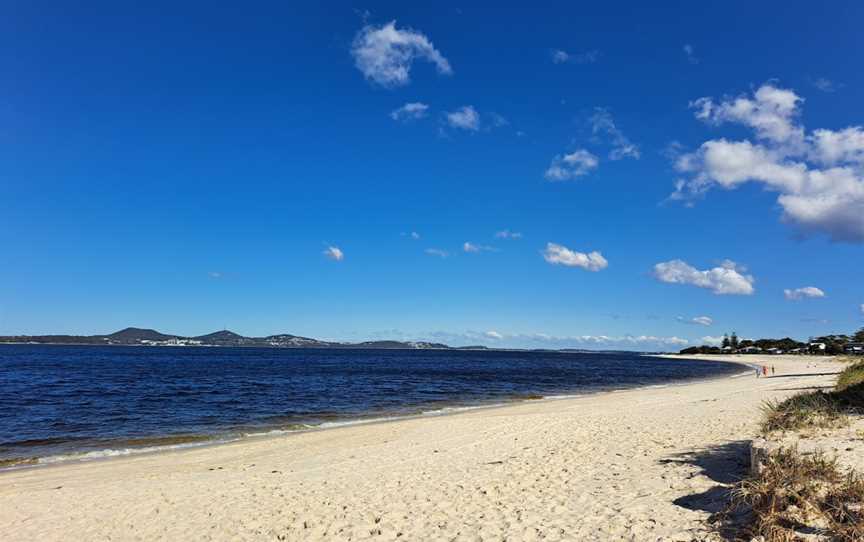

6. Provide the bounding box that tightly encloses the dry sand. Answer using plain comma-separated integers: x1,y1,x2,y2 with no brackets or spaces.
0,355,844,541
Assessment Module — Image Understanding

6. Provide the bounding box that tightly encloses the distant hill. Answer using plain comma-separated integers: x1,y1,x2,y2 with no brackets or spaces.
107,327,177,343
193,330,251,345
0,328,454,350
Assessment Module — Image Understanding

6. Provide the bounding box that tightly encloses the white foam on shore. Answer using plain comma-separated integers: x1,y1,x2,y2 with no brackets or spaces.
34,438,234,466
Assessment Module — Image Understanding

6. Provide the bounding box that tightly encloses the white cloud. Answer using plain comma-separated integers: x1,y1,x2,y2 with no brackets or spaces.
812,77,840,93
683,44,699,64
323,246,344,261
653,259,755,295
551,49,570,64
673,83,864,242
390,102,429,121
690,84,804,144
701,335,724,346
542,243,608,271
784,286,826,300
425,248,448,258
207,271,223,279
860,303,864,316
410,231,420,239
590,108,640,160
550,49,600,64
488,112,509,128
422,330,689,350
351,21,452,88
445,105,480,131
495,229,523,240
463,242,496,253
544,149,599,180
677,315,713,326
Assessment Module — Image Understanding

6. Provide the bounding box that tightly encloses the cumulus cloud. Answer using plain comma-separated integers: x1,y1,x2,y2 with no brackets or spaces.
484,330,503,340
542,243,608,271
672,83,864,242
653,259,755,295
445,105,480,131
425,248,449,258
495,229,523,240
784,286,826,300
351,21,452,88
590,108,640,160
861,303,864,316
390,102,429,121
323,246,344,261
683,44,699,64
544,149,599,180
677,315,713,326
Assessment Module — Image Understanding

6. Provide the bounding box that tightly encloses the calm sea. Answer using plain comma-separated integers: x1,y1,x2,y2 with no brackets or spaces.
0,345,742,467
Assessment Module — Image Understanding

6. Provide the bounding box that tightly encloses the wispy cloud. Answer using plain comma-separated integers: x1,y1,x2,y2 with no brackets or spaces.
390,102,430,121
494,229,523,240
550,49,600,64
351,21,452,88
542,243,608,271
683,44,699,64
544,149,599,180
323,246,344,261
671,83,864,242
653,259,755,295
676,315,713,326
444,105,480,131
424,330,689,349
207,271,223,279
784,286,826,300
425,248,449,258
590,108,640,160
463,242,496,253
811,77,841,93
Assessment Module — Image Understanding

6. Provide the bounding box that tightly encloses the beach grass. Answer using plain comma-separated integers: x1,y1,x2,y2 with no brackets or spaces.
761,360,864,433
727,447,864,541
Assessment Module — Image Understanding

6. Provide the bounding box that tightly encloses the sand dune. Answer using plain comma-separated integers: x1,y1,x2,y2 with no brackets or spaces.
0,355,841,541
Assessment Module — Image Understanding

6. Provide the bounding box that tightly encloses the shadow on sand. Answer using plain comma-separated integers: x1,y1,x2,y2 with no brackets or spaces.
661,440,752,539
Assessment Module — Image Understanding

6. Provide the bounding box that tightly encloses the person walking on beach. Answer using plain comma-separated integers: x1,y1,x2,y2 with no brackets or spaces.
755,366,760,378
763,366,768,377
771,365,775,375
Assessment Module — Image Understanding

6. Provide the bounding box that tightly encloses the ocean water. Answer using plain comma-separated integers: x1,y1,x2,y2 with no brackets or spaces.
0,345,743,467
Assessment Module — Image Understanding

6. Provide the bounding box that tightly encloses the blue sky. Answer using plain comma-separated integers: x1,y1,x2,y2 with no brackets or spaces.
2,1,863,350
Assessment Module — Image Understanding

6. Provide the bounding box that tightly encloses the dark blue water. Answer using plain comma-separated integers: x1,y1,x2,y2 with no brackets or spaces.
0,345,742,466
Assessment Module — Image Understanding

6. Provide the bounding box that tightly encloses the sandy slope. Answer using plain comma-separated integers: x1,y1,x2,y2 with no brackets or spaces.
0,355,843,541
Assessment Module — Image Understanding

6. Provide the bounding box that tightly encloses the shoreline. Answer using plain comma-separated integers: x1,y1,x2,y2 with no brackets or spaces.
0,354,840,541
0,355,747,474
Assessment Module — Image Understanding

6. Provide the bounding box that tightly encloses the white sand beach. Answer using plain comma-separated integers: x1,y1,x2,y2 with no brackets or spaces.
0,355,844,541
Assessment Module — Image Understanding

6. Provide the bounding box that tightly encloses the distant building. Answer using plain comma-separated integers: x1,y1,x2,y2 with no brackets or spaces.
846,342,864,355
809,342,827,354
